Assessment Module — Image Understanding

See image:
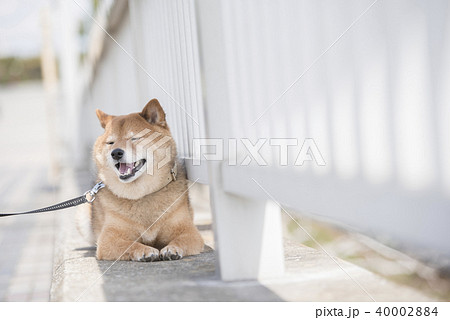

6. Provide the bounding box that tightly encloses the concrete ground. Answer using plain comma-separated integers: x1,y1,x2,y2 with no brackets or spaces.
51,174,435,302
0,82,57,302
51,208,435,301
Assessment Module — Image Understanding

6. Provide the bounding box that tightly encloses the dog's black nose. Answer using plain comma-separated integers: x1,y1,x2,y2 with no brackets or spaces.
111,148,124,160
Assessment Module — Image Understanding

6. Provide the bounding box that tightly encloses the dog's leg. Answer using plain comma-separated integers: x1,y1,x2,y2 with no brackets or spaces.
160,225,204,260
96,227,160,262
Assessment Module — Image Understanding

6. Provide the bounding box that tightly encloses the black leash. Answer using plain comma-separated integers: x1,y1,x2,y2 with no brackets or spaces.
0,181,105,218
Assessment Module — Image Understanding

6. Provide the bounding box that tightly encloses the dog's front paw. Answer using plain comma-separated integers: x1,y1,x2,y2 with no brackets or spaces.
132,245,160,262
160,245,183,261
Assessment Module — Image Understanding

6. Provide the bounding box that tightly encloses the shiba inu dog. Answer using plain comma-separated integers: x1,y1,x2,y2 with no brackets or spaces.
80,99,204,261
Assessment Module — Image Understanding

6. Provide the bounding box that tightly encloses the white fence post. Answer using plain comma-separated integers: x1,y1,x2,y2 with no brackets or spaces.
208,171,284,280
195,0,284,280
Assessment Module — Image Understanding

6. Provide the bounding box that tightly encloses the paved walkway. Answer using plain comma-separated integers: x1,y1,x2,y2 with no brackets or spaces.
0,82,57,302
51,172,434,302
52,209,434,301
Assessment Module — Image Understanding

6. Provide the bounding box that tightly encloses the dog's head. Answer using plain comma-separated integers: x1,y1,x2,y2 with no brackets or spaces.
93,99,177,199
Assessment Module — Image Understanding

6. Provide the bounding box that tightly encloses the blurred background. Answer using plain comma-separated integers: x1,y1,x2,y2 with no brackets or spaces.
0,0,449,301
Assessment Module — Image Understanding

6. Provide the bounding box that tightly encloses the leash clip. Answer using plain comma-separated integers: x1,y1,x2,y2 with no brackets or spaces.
84,181,105,203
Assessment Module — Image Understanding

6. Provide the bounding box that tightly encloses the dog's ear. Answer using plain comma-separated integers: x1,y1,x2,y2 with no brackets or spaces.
140,99,166,127
96,109,113,129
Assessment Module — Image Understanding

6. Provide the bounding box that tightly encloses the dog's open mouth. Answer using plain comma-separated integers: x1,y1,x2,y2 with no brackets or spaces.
115,159,146,180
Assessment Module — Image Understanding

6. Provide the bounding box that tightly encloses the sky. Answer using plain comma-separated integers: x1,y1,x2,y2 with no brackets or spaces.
0,0,91,58
0,0,47,57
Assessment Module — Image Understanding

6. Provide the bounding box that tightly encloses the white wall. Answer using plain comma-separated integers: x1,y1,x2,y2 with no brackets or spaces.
194,0,450,261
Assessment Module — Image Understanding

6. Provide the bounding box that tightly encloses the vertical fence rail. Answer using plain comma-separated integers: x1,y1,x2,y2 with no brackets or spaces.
128,0,207,167
195,0,286,280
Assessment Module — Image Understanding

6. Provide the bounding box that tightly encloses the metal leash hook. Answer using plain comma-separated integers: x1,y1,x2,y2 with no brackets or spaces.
83,181,105,203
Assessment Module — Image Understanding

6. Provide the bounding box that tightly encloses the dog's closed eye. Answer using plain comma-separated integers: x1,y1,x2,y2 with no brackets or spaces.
106,141,114,145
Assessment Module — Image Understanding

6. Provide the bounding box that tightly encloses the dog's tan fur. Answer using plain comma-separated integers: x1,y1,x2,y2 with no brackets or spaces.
87,99,203,261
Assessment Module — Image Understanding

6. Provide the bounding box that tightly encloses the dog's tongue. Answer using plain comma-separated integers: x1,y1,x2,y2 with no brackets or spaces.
119,163,133,175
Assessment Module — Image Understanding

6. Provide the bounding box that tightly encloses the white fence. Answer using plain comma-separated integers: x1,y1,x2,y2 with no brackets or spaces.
70,0,450,280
